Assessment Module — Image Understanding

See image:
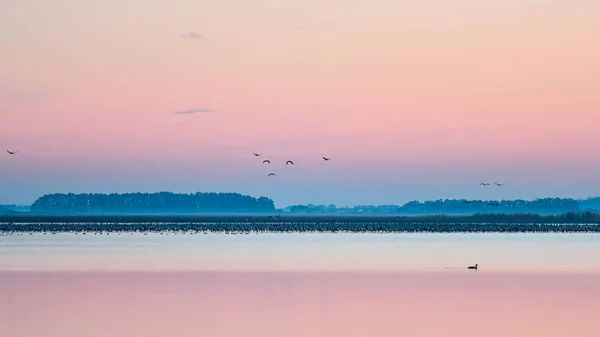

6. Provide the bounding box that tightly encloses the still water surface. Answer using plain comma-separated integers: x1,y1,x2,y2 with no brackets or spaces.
1,232,599,272
1,233,599,337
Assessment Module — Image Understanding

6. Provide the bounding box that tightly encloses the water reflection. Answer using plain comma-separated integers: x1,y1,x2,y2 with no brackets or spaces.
1,232,600,272
1,271,599,337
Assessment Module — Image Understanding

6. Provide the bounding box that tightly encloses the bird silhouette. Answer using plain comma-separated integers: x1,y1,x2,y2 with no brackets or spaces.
286,160,294,165
263,160,270,164
468,264,478,270
494,183,506,186
253,153,262,156
6,150,18,155
323,157,332,161
480,183,490,186
268,173,276,176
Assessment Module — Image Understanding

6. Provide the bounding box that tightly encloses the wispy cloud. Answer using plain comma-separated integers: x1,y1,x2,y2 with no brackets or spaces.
136,293,188,299
180,32,202,39
173,108,214,114
0,89,45,102
291,25,310,31
472,87,598,97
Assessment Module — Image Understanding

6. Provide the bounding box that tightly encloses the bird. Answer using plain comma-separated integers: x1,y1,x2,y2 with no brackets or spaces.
468,264,478,270
463,200,473,204
480,183,490,186
488,202,500,207
7,150,18,155
253,153,262,156
263,160,270,164
494,183,506,186
286,160,294,165
268,173,276,176
323,157,332,161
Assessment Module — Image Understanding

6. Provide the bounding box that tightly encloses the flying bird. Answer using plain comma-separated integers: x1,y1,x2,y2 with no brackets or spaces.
263,160,270,164
480,183,490,186
6,150,18,155
323,157,332,161
494,183,506,186
286,160,294,165
268,173,276,176
253,153,262,156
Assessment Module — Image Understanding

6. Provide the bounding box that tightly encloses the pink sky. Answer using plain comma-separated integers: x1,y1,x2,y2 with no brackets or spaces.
1,0,600,206
1,271,600,337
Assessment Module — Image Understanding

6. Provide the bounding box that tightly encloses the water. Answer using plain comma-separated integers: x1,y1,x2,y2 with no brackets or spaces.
1,232,600,337
1,232,599,272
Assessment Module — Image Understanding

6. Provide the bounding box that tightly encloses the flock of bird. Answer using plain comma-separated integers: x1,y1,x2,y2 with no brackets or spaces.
252,152,332,177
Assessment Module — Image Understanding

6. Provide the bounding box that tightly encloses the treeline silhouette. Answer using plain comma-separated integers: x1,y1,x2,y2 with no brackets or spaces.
30,192,276,214
285,198,586,214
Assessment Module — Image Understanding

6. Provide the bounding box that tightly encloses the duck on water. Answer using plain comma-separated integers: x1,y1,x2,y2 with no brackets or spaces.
468,264,478,270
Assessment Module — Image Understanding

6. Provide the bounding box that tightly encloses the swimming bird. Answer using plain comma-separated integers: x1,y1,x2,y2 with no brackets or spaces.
468,264,478,270
263,160,270,164
253,153,262,156
268,173,276,176
323,157,332,161
286,160,294,165
6,150,18,155
494,183,506,186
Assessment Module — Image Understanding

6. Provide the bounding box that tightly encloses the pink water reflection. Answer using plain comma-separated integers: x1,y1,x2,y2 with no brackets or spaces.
1,271,599,337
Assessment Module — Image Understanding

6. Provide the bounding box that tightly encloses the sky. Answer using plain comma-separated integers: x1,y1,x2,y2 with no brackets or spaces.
1,0,600,207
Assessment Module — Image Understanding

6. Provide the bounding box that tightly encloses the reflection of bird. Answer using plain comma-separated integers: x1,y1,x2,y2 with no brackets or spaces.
480,183,490,186
494,183,506,186
468,264,478,270
253,153,262,156
7,150,18,155
263,160,270,164
268,173,276,176
323,157,332,161
286,160,294,165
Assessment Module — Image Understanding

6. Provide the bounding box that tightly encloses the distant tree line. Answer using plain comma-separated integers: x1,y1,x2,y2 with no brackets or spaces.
284,198,587,215
29,192,276,214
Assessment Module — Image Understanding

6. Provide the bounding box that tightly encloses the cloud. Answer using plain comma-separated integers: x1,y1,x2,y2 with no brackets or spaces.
0,89,45,102
291,25,310,30
180,32,202,39
472,87,597,97
172,108,214,114
136,293,188,299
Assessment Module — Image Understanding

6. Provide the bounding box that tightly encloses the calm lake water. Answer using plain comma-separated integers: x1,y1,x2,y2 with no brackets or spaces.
1,233,600,337
1,232,600,272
